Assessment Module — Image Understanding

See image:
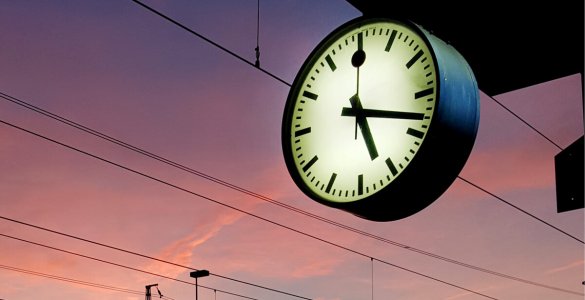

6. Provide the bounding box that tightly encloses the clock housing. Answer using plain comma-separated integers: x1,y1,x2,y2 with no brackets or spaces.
282,17,479,221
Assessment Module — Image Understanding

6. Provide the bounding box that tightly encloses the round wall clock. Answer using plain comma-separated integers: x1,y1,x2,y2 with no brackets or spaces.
282,17,479,221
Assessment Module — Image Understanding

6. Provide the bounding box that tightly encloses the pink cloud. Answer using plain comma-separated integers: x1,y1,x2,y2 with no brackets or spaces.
143,209,245,278
545,260,584,275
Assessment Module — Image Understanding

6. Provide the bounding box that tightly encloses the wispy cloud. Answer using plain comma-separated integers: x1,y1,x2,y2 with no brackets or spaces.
545,260,584,274
144,210,244,278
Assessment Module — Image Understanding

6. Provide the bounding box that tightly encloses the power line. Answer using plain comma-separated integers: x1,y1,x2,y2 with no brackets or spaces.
0,233,259,300
457,176,584,244
0,119,504,300
0,1,580,297
486,94,564,151
0,264,176,300
0,90,582,295
0,93,316,300
126,0,584,245
0,215,309,300
1,86,582,293
130,0,289,87
132,0,576,155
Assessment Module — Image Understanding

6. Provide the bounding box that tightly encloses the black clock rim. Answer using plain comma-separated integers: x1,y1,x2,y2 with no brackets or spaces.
282,16,475,221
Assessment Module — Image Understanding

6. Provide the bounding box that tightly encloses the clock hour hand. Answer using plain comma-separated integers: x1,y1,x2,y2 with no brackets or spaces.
341,107,425,120
348,94,378,160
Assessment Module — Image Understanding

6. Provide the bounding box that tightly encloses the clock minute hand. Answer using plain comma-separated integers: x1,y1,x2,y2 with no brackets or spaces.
341,107,425,120
349,95,378,160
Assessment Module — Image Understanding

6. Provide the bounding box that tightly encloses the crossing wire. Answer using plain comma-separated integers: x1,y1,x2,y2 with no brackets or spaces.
0,89,582,295
0,118,503,300
128,0,583,245
0,264,176,300
0,233,259,300
0,0,580,298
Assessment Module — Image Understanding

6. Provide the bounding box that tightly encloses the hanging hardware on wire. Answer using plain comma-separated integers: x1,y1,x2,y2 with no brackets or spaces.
254,0,260,68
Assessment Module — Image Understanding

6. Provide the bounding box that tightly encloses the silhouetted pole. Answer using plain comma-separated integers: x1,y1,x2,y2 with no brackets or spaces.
145,284,158,300
190,270,210,300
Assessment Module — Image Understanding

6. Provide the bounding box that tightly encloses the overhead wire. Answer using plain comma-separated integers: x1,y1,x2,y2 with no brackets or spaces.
486,94,564,151
0,80,582,297
0,4,582,292
128,0,584,245
0,264,176,300
130,0,288,86
0,109,580,297
254,0,260,68
0,0,580,298
457,176,583,244
1,92,581,295
0,233,259,300
0,119,504,300
0,94,311,300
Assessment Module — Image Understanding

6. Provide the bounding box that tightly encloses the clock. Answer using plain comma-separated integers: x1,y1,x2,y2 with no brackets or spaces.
282,17,479,221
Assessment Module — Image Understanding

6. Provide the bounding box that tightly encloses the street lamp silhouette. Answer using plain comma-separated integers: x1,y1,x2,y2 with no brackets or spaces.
190,270,210,300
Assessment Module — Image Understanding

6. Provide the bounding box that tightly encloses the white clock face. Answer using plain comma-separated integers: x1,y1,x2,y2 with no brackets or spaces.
284,19,438,204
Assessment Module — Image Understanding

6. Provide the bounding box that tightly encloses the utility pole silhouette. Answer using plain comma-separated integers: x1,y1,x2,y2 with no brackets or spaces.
146,283,163,300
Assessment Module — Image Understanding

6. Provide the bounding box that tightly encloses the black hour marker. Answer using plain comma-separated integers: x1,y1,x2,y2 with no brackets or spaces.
325,173,337,194
358,174,364,195
294,127,311,137
385,30,397,52
357,32,363,50
302,155,318,172
407,128,425,139
406,50,423,69
415,87,434,99
325,54,337,72
385,157,398,176
303,91,318,101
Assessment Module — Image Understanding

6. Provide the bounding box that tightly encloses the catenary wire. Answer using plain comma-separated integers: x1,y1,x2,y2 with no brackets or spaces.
0,102,309,299
1,1,580,297
0,118,504,300
0,90,582,295
0,264,176,300
3,0,584,288
1,83,583,296
457,176,583,244
131,0,577,154
1,106,578,298
131,0,288,87
486,94,564,151
128,0,583,244
0,233,259,300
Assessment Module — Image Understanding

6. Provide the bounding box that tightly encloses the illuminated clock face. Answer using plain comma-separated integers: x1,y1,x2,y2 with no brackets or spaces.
282,18,438,204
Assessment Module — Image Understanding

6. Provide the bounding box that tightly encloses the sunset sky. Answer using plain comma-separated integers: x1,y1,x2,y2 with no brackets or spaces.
0,1,583,300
